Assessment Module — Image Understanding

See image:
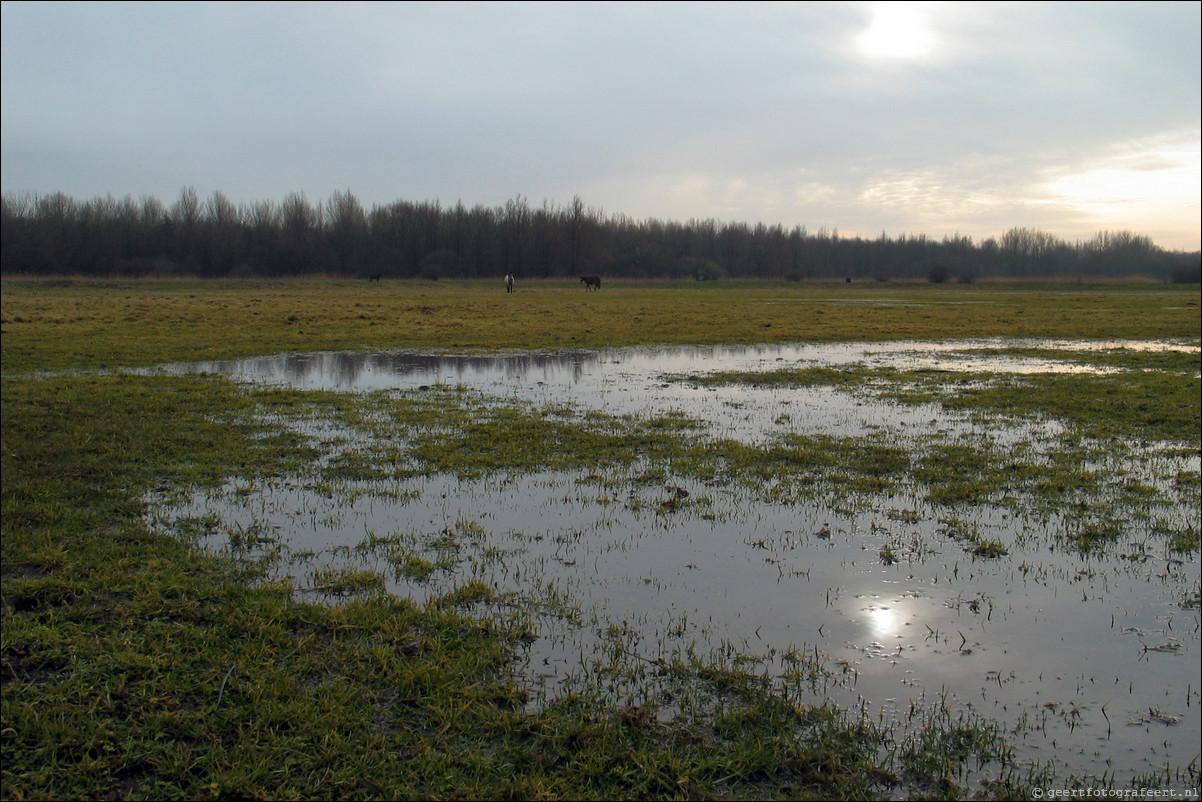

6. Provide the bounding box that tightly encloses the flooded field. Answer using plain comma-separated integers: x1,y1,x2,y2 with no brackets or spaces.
143,339,1200,788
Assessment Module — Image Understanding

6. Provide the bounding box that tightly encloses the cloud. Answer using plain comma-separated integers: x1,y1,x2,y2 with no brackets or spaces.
1035,129,1202,245
2,1,1199,250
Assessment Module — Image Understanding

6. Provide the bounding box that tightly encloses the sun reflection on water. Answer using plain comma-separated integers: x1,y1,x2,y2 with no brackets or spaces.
868,605,898,637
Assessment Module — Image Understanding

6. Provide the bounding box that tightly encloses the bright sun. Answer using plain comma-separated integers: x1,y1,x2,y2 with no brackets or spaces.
858,3,936,60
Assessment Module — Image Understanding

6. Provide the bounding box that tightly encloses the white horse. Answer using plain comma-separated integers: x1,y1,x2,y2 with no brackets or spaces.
505,273,514,293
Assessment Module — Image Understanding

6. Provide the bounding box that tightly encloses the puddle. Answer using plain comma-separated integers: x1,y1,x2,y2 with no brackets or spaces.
142,339,1201,787
145,338,1195,444
147,338,1199,393
152,338,1177,394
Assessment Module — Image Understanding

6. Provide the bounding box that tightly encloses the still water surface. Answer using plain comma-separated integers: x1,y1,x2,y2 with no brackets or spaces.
144,340,1200,787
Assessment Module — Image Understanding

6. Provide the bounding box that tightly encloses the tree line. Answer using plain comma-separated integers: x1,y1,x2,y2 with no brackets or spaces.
2,188,1198,283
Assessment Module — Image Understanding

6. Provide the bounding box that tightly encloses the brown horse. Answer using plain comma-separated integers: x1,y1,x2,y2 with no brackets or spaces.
580,275,601,291
368,272,383,283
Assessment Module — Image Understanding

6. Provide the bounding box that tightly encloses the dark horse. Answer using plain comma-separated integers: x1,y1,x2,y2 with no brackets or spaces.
580,275,601,291
368,273,383,283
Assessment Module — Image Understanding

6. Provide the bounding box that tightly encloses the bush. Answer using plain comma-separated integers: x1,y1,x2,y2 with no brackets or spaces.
1168,261,1200,284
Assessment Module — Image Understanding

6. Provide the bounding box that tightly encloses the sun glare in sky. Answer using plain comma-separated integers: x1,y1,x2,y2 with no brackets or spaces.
857,3,936,60
1039,134,1202,241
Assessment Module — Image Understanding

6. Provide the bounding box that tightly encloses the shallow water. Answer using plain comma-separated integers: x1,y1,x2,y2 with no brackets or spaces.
148,338,1132,445
144,339,1201,788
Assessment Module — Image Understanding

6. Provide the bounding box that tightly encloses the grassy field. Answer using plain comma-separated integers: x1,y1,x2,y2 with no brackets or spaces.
2,277,1199,800
2,276,1199,371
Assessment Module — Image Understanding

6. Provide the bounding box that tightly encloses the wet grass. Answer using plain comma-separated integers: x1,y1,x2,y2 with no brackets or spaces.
959,344,1200,374
938,518,1010,558
671,344,1199,527
4,373,926,800
917,370,1200,443
686,358,1200,445
3,279,1199,799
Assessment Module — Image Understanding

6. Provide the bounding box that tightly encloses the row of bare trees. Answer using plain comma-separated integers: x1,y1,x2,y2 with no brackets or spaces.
2,188,1197,282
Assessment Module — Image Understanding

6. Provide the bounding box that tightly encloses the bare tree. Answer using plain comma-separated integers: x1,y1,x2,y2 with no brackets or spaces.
326,189,368,275
501,195,530,277
279,192,320,274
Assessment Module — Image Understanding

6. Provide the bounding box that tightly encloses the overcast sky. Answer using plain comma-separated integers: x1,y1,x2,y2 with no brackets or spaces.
3,1,1199,251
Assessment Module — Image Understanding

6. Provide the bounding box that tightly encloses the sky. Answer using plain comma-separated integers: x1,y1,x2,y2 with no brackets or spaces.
2,1,1200,252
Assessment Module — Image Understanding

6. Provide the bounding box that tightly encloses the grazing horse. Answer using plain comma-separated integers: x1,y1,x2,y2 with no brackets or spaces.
580,275,601,291
368,272,383,283
505,273,514,293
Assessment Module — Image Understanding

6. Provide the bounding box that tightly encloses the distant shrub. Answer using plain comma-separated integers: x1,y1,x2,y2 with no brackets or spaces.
1169,263,1201,284
421,249,461,279
680,256,726,281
